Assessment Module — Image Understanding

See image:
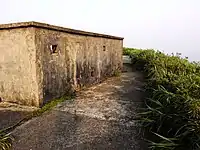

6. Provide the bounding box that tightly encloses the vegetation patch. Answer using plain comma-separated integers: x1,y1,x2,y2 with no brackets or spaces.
31,96,73,117
113,70,121,77
124,47,200,150
0,130,13,150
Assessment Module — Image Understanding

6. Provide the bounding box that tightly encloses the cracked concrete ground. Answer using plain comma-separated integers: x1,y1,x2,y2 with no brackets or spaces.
11,57,147,150
0,102,38,130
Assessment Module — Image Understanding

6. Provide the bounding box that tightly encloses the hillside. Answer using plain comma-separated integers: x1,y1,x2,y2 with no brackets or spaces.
124,47,200,150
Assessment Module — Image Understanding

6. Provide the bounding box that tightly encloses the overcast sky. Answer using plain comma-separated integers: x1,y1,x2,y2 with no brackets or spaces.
1,0,200,61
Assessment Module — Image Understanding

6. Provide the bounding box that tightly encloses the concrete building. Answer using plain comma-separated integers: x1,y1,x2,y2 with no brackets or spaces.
0,21,123,107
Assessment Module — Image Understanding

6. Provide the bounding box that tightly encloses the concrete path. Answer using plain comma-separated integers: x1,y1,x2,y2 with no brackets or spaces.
0,102,38,130
11,57,147,150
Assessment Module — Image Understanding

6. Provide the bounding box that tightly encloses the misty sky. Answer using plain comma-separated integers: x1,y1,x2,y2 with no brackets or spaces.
1,0,200,61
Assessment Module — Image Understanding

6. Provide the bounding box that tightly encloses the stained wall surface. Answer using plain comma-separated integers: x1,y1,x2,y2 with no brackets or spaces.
0,27,40,106
0,22,123,107
35,28,123,104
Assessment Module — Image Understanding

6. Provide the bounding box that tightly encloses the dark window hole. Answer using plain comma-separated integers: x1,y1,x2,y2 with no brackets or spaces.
91,71,94,77
50,45,58,54
103,46,106,51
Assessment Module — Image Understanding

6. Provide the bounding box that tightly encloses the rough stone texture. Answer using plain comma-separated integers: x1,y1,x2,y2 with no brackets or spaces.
0,22,123,107
0,27,39,106
11,63,147,150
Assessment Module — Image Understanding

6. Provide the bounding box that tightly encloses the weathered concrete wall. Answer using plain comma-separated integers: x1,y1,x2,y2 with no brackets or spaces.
35,28,123,104
0,28,40,106
0,24,122,107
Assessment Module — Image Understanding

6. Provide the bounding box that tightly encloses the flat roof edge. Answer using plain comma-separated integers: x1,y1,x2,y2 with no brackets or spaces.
0,21,124,40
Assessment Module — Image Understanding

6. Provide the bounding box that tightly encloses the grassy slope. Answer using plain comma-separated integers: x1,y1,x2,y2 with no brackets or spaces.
124,48,200,150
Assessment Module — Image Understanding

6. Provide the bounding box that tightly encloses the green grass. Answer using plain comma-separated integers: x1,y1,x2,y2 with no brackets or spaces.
0,131,12,150
124,47,200,150
0,95,73,150
113,70,121,77
123,47,145,56
31,96,73,117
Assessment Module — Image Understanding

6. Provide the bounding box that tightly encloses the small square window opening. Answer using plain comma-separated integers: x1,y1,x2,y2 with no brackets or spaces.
50,45,58,54
103,46,106,51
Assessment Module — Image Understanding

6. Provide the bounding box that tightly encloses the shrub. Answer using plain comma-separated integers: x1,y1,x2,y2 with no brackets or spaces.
124,47,200,150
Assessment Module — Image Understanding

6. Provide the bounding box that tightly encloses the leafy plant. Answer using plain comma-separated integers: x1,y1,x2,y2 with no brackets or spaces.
124,47,200,150
0,130,12,150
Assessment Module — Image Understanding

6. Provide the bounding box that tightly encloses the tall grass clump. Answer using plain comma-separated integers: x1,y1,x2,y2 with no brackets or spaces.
124,47,200,150
0,130,12,150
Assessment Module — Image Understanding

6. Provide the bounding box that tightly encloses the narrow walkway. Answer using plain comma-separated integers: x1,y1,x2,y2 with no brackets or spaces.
11,58,147,150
